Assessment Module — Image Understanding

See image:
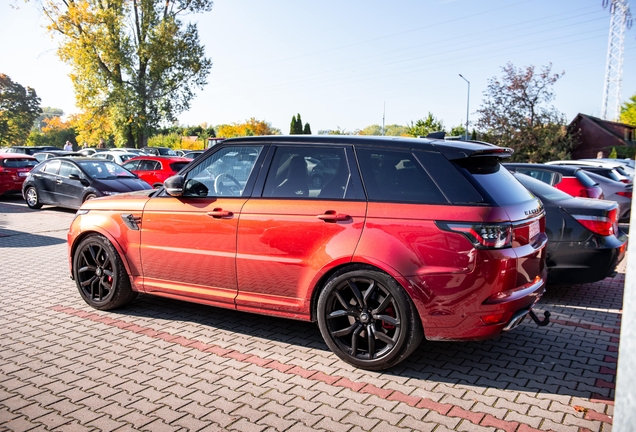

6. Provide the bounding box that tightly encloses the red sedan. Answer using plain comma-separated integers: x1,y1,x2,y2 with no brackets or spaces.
121,155,191,188
0,153,38,196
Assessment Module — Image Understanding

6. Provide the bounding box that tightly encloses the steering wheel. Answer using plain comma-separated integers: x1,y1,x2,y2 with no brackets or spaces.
214,173,242,196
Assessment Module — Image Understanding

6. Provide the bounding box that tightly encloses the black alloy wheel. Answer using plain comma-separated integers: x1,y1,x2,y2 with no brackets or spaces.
317,266,422,370
73,235,137,310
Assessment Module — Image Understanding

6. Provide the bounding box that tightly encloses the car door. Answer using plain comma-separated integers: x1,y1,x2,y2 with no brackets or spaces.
32,159,61,204
55,161,85,208
139,145,265,308
235,145,367,319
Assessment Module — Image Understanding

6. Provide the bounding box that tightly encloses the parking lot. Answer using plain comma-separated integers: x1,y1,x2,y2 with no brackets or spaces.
0,196,619,431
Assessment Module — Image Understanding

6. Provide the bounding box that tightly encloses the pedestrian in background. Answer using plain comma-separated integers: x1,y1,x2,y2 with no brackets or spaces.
64,141,73,151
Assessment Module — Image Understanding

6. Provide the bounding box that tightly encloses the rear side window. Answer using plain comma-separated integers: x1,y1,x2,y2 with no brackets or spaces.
455,158,535,206
0,158,37,168
122,160,140,171
170,162,189,172
575,170,597,187
356,148,447,204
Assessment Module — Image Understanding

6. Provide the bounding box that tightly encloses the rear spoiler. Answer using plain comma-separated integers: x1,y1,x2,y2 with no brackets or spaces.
423,131,513,160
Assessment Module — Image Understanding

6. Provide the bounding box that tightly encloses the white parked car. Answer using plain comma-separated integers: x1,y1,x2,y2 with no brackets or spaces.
90,151,139,165
546,159,633,182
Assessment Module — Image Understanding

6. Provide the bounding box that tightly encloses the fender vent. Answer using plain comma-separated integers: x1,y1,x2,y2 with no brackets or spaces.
121,214,141,230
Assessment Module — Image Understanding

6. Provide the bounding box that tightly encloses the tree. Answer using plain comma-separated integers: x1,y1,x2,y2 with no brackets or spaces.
303,123,311,134
0,74,41,146
27,116,76,148
620,93,636,126
475,62,578,162
34,107,64,131
216,118,281,138
290,113,306,134
42,0,213,148
405,113,444,137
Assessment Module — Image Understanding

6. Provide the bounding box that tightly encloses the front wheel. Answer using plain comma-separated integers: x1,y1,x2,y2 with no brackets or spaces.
73,234,137,310
317,266,423,370
25,186,42,209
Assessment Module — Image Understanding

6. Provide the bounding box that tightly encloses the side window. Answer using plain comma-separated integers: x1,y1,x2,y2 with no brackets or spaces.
138,160,158,171
59,161,81,178
42,160,61,175
516,169,556,185
183,146,263,197
356,148,446,204
122,160,140,171
263,146,352,199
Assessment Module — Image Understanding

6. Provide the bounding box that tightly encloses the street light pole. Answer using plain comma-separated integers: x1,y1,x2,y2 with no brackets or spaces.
459,74,470,140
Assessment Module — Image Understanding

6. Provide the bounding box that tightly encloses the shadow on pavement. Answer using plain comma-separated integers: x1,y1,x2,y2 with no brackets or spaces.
0,228,67,247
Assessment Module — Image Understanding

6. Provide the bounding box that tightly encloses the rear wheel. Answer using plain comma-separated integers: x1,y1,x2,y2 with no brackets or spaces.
317,266,423,370
83,193,97,202
25,186,42,209
73,234,137,310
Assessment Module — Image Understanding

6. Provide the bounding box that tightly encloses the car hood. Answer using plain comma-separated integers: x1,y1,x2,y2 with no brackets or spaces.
80,189,155,212
94,177,152,192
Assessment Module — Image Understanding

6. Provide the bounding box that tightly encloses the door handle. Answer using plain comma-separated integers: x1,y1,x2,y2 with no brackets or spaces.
207,208,234,219
317,210,350,222
56,179,63,185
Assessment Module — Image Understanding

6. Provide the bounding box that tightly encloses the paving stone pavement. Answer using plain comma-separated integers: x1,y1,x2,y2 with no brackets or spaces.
0,196,621,431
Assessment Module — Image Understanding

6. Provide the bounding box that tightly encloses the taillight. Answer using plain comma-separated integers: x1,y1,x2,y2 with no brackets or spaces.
620,179,631,184
579,189,589,198
437,222,512,249
572,208,618,236
617,191,632,198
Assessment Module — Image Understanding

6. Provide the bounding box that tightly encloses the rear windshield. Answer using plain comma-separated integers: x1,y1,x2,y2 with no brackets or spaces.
170,162,190,172
454,157,535,206
575,170,597,187
514,173,572,201
1,158,37,168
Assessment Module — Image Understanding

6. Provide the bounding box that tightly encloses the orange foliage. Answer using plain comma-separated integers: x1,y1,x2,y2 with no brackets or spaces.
42,116,72,133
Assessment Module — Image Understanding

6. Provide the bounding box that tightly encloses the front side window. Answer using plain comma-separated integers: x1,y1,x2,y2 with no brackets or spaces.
183,146,263,197
122,160,140,171
59,161,81,178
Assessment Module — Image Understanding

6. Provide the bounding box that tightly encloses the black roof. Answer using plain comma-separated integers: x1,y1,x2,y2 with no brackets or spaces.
220,135,513,160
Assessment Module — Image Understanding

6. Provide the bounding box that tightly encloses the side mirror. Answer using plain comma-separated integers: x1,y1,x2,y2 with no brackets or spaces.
69,173,81,181
164,175,184,196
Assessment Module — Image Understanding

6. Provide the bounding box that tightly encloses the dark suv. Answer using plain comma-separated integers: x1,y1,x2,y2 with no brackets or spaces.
4,146,60,155
68,136,548,370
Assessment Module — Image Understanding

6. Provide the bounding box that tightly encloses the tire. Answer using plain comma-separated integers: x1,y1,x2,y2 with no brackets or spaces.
73,234,137,310
317,265,423,370
25,186,42,209
83,193,97,202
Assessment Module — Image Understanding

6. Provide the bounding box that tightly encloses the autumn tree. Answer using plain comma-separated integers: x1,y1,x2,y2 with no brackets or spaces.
42,0,213,148
0,74,41,146
216,118,281,138
476,62,578,162
28,116,76,148
620,93,636,126
34,107,64,131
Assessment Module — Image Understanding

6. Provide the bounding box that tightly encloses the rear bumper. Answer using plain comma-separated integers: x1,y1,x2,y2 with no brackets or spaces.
547,236,627,284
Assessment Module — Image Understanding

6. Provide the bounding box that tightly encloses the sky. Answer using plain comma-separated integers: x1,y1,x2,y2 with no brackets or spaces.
0,0,635,134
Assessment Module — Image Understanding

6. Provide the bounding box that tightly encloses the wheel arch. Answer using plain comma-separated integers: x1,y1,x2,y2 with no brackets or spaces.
309,260,425,328
70,228,139,292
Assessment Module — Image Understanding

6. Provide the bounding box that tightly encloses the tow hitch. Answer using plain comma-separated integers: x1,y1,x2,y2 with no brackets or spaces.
528,309,551,327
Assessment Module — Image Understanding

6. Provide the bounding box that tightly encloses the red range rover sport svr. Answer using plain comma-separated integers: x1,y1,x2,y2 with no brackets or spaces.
68,135,549,370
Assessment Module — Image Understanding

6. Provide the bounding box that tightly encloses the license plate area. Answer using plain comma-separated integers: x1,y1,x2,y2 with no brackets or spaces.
529,220,539,240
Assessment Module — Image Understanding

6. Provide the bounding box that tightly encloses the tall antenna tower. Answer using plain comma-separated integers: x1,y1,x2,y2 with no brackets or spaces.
601,0,633,121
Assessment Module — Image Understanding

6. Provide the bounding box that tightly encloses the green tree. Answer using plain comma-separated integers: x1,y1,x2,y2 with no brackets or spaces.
0,74,41,146
42,0,213,148
476,62,578,162
405,113,444,137
289,115,298,134
609,147,618,158
620,93,636,126
303,123,311,134
449,124,466,137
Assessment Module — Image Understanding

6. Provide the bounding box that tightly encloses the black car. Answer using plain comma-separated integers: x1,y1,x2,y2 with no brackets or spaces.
514,173,627,284
22,157,153,210
141,146,178,156
4,146,60,155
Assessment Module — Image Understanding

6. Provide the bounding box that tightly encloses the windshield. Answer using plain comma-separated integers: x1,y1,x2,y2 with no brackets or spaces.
77,160,136,179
